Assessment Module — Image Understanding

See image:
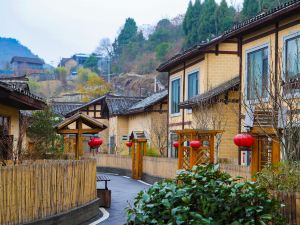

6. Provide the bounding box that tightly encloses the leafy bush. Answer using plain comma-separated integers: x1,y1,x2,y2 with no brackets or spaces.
256,161,300,192
127,164,285,225
145,147,160,157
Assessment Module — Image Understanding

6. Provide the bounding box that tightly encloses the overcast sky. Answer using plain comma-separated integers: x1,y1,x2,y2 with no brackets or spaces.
0,0,243,65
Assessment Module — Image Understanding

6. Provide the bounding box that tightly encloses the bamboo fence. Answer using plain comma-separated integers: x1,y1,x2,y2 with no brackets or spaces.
0,159,97,225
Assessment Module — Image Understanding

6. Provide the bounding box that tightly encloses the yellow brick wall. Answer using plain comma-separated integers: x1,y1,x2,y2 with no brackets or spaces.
191,91,239,163
240,14,300,131
169,42,239,133
0,103,20,151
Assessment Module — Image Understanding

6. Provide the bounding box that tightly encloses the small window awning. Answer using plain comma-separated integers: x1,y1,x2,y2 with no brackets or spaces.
55,112,107,134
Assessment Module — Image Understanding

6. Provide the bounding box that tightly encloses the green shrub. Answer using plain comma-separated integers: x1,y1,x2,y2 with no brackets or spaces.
256,161,300,192
145,147,160,157
127,164,285,225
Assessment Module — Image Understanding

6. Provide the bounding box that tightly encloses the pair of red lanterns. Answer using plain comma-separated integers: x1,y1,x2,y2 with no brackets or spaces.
173,140,202,149
88,137,103,148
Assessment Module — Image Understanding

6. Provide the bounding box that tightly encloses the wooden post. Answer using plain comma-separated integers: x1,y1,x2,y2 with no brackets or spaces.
178,134,183,169
132,141,136,179
209,134,214,164
272,138,280,165
136,142,141,179
251,138,259,178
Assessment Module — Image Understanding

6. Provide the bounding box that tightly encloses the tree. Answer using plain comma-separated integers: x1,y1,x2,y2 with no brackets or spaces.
83,54,99,73
198,0,218,41
215,0,235,34
27,107,63,158
113,18,139,56
95,38,113,57
149,113,168,156
241,0,259,19
27,78,41,95
55,67,68,85
76,68,111,101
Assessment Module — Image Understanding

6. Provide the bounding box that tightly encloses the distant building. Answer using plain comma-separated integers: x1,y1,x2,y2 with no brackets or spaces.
58,58,78,76
10,56,45,77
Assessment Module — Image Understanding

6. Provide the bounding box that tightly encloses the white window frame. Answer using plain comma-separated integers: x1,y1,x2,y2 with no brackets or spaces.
170,76,181,117
245,42,270,104
282,30,300,98
186,69,200,114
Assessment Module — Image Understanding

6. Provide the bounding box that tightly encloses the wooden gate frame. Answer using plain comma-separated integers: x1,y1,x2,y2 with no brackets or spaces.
130,131,148,180
250,127,280,177
55,113,107,159
176,129,223,170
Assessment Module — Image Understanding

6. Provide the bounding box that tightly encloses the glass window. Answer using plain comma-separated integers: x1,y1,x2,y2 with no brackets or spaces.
285,35,300,81
188,72,199,99
171,78,180,114
0,116,9,136
247,47,269,100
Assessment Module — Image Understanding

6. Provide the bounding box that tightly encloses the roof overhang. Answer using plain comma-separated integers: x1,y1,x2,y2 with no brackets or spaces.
0,82,46,110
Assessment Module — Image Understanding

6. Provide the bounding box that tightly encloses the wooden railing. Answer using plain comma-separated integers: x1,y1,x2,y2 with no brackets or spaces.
0,159,97,225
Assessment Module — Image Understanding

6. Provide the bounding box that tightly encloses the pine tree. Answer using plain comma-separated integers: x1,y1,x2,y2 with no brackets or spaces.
215,0,235,35
198,0,218,42
241,0,259,20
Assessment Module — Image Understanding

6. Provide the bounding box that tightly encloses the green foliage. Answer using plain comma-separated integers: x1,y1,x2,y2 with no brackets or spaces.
241,0,259,20
27,107,63,158
155,42,171,61
256,161,300,192
83,54,100,73
76,68,111,101
127,164,285,225
27,78,41,95
145,147,160,157
55,67,68,85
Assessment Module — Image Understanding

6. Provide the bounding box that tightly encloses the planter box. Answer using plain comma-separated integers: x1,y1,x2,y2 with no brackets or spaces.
97,189,111,208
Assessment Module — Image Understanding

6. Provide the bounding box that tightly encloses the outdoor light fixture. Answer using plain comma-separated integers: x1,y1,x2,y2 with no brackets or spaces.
233,134,254,148
88,137,103,148
190,140,201,149
173,141,179,148
126,141,133,147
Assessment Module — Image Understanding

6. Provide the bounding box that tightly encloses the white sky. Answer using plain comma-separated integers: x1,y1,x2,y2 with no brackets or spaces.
0,0,243,65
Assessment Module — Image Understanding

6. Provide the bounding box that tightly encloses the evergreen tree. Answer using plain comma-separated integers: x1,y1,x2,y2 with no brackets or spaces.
198,0,218,41
83,54,99,74
113,18,138,56
215,0,235,35
241,0,259,19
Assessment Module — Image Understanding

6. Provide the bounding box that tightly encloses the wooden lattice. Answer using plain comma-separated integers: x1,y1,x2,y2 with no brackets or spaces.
176,129,223,170
250,127,280,177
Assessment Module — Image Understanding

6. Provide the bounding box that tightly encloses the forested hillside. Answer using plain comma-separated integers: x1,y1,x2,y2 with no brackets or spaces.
0,37,37,68
107,0,291,76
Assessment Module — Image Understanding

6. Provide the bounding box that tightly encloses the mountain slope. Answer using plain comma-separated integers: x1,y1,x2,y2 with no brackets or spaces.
0,37,37,68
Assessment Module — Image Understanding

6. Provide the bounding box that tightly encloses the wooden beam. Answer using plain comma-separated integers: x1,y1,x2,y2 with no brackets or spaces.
57,128,101,134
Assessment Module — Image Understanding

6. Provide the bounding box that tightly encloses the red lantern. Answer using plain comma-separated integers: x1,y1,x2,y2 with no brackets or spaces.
233,134,254,148
173,141,179,148
126,141,133,147
88,137,103,148
190,140,201,148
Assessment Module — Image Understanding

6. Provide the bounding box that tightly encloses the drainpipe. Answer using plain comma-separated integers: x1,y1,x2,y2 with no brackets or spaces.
182,62,186,130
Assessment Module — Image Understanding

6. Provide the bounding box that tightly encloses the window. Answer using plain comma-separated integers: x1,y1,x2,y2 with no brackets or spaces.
188,71,199,99
171,78,180,114
0,116,9,136
285,35,300,81
246,46,269,100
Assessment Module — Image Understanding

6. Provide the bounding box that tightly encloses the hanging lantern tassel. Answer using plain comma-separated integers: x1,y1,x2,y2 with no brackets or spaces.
190,140,201,149
233,134,254,148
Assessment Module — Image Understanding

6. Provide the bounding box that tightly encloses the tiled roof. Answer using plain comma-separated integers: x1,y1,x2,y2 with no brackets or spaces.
0,81,45,103
51,102,83,117
105,95,144,116
124,90,168,114
157,0,300,72
180,76,240,108
11,56,44,65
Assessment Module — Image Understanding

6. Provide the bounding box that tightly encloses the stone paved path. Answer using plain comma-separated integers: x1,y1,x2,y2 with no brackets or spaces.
96,174,150,225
